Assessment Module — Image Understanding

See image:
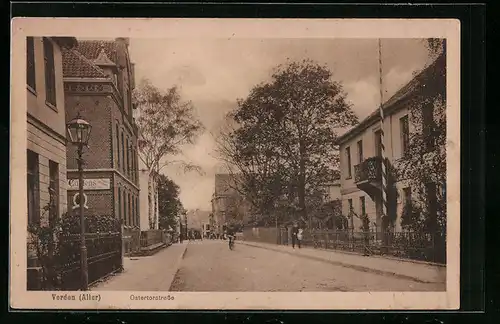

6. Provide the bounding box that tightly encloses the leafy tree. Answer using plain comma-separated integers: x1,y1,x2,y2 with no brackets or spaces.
157,173,183,231
396,39,447,237
133,78,204,228
216,60,358,227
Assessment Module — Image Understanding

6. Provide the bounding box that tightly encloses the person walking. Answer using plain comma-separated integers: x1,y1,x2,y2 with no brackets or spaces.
291,222,300,249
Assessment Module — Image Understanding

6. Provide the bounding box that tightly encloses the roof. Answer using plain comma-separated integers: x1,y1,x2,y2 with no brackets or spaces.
76,40,120,65
62,48,108,78
336,53,446,145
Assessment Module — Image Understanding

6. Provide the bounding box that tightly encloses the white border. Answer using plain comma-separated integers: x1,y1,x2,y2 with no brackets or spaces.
10,18,460,310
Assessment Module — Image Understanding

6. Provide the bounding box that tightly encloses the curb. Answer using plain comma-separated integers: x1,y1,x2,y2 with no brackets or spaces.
240,241,443,285
159,243,188,291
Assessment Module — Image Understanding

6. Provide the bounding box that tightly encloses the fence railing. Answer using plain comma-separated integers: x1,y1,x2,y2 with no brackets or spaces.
123,226,141,256
243,227,446,264
140,229,169,248
57,232,122,290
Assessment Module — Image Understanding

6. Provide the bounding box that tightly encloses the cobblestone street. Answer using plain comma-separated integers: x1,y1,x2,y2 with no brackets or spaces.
169,240,445,292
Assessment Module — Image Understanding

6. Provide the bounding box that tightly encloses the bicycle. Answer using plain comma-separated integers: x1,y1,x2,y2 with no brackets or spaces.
228,235,235,250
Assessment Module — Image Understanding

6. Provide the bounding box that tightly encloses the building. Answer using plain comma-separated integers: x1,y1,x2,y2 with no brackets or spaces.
336,54,445,234
138,159,159,230
26,36,78,287
211,173,252,234
62,38,140,227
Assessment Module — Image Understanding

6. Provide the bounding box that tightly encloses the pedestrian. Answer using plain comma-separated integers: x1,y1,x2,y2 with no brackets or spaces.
291,222,300,249
297,227,303,249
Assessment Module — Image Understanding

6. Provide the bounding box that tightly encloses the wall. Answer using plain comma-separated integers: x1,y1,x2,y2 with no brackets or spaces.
339,104,411,231
27,37,67,138
27,37,68,223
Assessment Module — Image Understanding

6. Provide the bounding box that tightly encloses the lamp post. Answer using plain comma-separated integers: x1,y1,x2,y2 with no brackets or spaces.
66,113,92,291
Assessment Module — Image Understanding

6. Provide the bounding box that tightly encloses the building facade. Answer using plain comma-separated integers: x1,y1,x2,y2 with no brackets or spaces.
211,173,252,234
62,38,140,227
138,159,159,230
336,55,445,234
26,36,77,285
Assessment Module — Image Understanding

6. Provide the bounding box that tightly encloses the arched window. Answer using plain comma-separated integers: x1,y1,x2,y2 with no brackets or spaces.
117,187,122,221
121,131,125,173
116,125,120,168
126,138,130,178
123,190,128,226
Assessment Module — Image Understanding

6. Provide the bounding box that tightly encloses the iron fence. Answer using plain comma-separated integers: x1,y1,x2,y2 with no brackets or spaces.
300,229,446,264
57,232,122,290
140,229,168,248
244,227,446,264
123,226,141,256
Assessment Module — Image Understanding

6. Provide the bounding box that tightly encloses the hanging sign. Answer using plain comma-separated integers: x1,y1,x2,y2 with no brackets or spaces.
72,192,89,210
67,178,110,191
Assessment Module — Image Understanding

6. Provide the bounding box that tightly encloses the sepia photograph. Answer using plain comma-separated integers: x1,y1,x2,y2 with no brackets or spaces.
10,18,460,310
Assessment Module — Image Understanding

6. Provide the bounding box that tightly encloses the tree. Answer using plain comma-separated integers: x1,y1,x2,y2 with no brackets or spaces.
157,173,183,231
396,39,447,237
133,78,204,228
216,60,358,227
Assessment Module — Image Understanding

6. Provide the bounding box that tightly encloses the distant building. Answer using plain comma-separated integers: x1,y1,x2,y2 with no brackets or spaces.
62,38,140,227
335,54,445,233
211,173,251,234
26,36,77,288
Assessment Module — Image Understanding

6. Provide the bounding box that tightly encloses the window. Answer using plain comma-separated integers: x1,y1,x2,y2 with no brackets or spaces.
347,199,354,228
400,115,410,156
422,103,436,152
402,187,412,206
27,37,36,90
49,160,59,223
27,150,40,225
135,197,139,226
131,197,135,227
126,138,130,178
357,140,363,163
127,192,133,225
43,37,56,107
124,191,129,226
116,125,120,168
425,182,438,221
118,188,122,221
360,196,366,215
121,132,125,173
345,147,352,179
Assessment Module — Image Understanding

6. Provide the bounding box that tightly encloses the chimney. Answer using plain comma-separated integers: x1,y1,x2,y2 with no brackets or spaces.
115,37,130,47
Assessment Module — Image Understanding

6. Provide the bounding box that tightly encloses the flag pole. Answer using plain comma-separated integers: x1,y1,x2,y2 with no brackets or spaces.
378,39,388,237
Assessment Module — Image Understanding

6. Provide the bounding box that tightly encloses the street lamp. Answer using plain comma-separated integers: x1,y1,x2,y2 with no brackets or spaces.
66,112,92,291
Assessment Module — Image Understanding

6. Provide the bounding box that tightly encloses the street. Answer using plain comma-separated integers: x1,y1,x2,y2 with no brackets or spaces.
168,240,444,292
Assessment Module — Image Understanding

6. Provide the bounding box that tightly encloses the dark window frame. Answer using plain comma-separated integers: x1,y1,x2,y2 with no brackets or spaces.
345,146,352,179
357,140,363,163
400,115,410,156
27,37,36,91
422,102,436,152
48,160,59,224
27,150,40,225
42,37,57,107
360,196,366,215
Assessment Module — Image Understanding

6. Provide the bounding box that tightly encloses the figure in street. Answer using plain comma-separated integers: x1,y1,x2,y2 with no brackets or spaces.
291,222,301,249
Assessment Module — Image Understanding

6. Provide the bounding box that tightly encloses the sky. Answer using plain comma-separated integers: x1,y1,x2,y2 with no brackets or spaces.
128,38,432,211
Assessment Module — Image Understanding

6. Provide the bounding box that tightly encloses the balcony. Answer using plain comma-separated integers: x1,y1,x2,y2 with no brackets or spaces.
354,156,382,199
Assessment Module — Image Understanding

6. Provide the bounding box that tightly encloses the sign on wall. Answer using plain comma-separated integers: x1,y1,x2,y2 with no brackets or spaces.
67,178,111,191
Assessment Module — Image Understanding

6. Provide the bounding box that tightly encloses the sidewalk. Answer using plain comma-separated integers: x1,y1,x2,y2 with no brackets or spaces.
240,241,446,284
91,242,188,291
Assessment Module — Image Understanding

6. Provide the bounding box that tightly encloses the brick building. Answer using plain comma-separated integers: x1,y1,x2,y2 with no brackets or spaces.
62,38,140,227
26,36,77,287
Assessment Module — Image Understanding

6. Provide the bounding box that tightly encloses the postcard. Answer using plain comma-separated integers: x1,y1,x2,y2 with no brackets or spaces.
10,17,460,310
